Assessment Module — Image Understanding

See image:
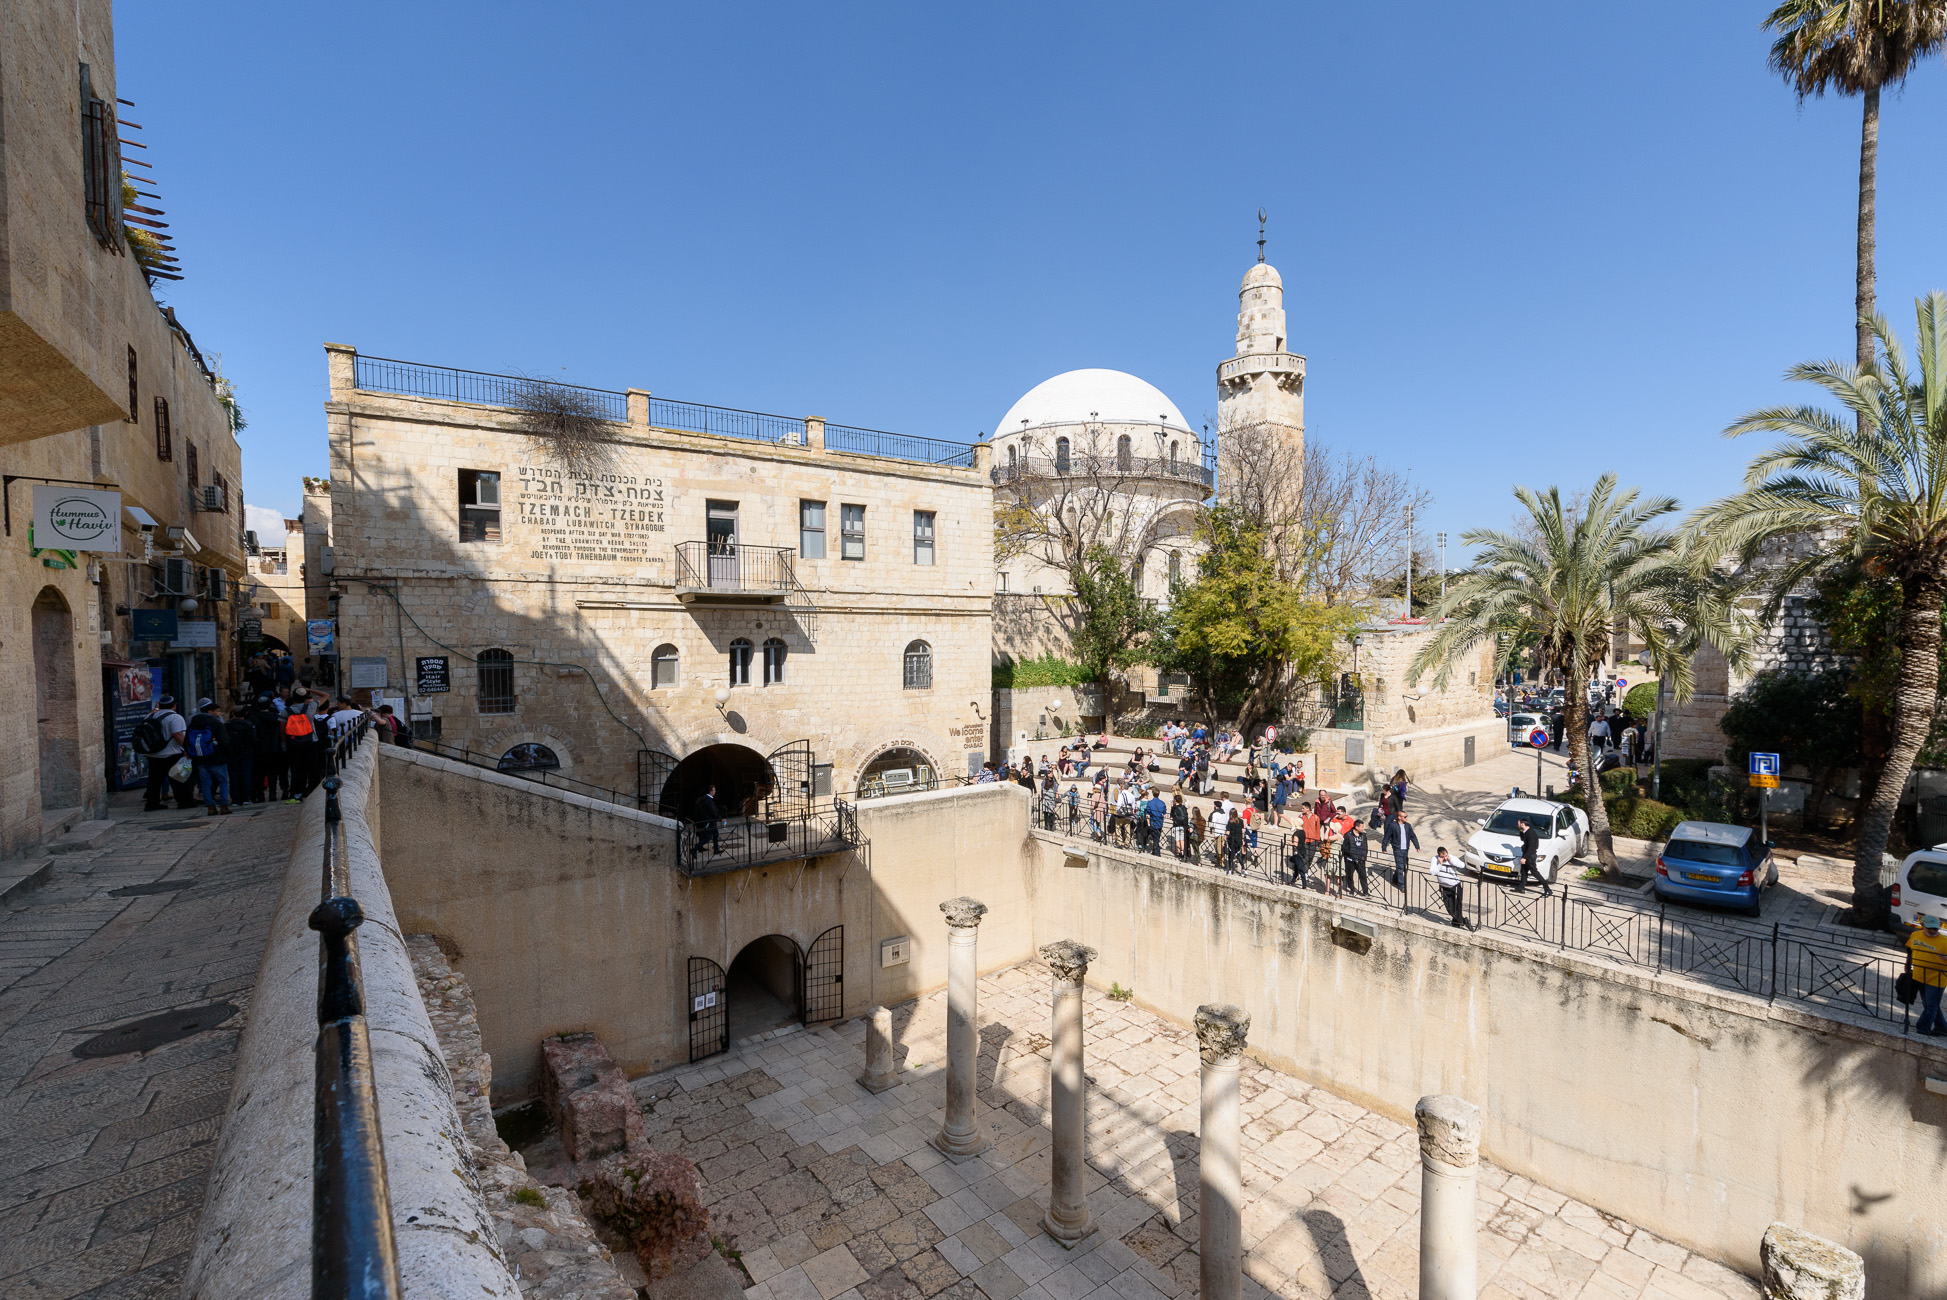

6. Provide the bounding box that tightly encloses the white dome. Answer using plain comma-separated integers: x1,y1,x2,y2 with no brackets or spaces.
993,369,1194,439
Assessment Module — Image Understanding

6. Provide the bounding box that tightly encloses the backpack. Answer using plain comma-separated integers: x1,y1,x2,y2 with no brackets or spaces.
284,711,315,738
184,723,216,759
132,715,170,756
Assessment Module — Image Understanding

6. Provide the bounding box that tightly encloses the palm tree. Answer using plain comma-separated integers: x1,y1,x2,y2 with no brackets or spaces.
1408,478,1748,871
1690,293,1947,927
1763,1,1947,376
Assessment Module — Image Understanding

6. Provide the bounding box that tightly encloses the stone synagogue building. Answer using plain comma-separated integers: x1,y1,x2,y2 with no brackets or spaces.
322,343,994,815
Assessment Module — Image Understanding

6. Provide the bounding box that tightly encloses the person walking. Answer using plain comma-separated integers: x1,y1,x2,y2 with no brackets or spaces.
226,706,257,805
1206,800,1229,867
252,697,287,802
1272,772,1291,827
1143,789,1167,856
184,698,233,816
1340,814,1371,897
1087,781,1107,841
1190,802,1207,860
1908,914,1947,1037
1294,801,1321,886
1064,783,1080,834
1514,817,1551,896
1224,799,1245,872
134,695,192,811
691,783,723,858
1432,847,1474,930
1384,812,1421,891
283,691,323,800
1169,793,1189,859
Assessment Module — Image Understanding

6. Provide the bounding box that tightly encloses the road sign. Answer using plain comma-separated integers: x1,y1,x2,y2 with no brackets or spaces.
1617,677,1628,689
1527,727,1550,748
1749,752,1780,778
1749,774,1780,789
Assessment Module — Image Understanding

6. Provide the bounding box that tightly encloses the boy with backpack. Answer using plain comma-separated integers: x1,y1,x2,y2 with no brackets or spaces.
134,696,192,812
185,697,233,816
284,692,322,800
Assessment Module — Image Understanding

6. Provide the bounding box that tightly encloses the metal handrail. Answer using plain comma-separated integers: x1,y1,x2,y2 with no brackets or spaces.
410,737,644,807
673,541,801,595
825,423,978,468
991,453,1217,491
352,355,628,421
308,717,403,1299
677,799,860,877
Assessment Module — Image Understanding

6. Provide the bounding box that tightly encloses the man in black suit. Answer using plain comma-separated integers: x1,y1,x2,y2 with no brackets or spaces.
693,784,722,858
1514,817,1551,896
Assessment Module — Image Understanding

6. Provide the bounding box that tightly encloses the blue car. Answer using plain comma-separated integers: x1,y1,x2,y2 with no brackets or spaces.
1653,821,1778,916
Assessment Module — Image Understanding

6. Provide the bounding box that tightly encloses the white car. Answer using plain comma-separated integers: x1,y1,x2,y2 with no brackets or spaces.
1893,846,1947,930
1461,798,1589,883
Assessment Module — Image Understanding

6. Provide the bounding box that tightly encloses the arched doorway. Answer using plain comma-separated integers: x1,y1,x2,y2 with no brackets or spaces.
858,746,936,798
725,934,802,1042
690,927,847,1061
660,742,775,820
33,588,80,810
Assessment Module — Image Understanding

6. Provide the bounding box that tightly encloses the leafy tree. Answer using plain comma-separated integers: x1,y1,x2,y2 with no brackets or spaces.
1764,1,1947,379
1411,476,1749,870
1690,295,1947,926
1621,681,1660,723
1157,507,1359,738
1067,544,1160,717
1719,668,1863,827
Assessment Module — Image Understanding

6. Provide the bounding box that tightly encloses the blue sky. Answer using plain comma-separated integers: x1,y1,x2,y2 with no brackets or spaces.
119,3,1947,557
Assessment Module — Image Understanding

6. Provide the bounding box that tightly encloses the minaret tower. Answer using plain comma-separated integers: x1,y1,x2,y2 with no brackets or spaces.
1215,210,1306,472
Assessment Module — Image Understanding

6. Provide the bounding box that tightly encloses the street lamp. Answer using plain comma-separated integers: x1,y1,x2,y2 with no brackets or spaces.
1402,506,1414,618
714,687,730,718
1436,531,1447,610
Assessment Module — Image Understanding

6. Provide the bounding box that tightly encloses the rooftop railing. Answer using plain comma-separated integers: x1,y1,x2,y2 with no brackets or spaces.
991,453,1217,491
352,355,629,422
826,423,979,468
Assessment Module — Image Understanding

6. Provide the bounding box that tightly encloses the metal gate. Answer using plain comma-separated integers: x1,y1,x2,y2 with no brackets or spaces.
767,740,814,818
802,925,844,1025
1464,735,1476,767
687,956,727,1062
638,748,676,812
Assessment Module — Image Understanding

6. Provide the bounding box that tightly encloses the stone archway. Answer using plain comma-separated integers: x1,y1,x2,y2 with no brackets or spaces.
32,587,81,810
661,742,774,821
851,738,946,797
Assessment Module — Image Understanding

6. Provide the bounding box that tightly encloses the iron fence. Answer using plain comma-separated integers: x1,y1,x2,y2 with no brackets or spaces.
826,424,978,468
412,738,645,807
352,355,628,421
309,719,403,1299
1033,815,1917,1035
677,801,860,877
991,453,1216,491
651,397,805,446
673,541,801,596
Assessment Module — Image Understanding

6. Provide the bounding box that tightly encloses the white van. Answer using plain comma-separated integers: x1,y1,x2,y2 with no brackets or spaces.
1892,847,1947,929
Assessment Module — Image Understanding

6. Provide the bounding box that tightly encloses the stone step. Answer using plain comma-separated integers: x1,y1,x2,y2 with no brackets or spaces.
47,820,118,854
40,805,83,842
0,856,54,903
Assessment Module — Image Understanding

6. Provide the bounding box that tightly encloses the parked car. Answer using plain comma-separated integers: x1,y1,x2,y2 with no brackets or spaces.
1507,712,1551,747
1461,798,1589,883
1653,821,1777,917
1892,847,1947,930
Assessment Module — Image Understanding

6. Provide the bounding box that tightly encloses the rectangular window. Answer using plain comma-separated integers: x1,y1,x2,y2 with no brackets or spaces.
477,649,515,714
411,717,443,742
212,472,229,513
186,441,199,491
459,469,501,543
998,571,1009,592
913,510,935,566
154,397,171,461
840,504,865,561
799,500,826,559
80,65,121,246
127,347,138,422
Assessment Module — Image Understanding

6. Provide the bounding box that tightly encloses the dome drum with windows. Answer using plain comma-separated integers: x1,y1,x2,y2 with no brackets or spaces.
989,370,1214,492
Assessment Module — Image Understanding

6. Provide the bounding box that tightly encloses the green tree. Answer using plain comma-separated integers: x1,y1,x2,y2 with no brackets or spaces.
1158,507,1359,738
1690,294,1947,926
1067,544,1160,720
1718,668,1862,827
1410,477,1749,870
1764,1,1947,378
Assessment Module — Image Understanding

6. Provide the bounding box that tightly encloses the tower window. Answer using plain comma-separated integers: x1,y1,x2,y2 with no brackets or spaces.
1055,437,1070,473
1116,435,1131,470
1168,440,1179,472
1007,444,1017,472
729,637,753,686
1168,551,1181,584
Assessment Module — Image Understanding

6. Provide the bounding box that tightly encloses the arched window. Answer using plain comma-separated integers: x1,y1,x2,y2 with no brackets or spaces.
902,640,932,690
1116,434,1132,470
1132,558,1144,593
1055,436,1070,473
728,638,753,687
1007,444,1017,472
1168,550,1182,584
497,743,560,773
762,637,787,685
477,648,515,714
652,643,679,688
1169,440,1179,472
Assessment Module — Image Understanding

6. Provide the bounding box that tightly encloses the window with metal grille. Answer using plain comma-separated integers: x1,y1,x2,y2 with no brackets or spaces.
126,347,138,422
762,637,786,685
913,511,935,566
1168,550,1181,584
841,504,865,560
459,469,500,543
652,643,679,688
799,500,826,559
477,648,515,714
186,441,199,493
154,396,171,461
903,640,932,690
1116,434,1132,470
728,638,753,686
1055,437,1070,472
80,65,121,247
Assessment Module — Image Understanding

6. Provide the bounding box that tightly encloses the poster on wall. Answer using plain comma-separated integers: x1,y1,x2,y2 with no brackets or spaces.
307,619,335,653
108,662,163,790
414,656,450,694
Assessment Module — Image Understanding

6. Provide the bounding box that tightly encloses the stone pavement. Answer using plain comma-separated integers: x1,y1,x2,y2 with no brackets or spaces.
0,793,300,1300
625,966,1759,1300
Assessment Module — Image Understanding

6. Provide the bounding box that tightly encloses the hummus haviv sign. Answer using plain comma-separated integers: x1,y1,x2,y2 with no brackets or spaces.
31,486,121,552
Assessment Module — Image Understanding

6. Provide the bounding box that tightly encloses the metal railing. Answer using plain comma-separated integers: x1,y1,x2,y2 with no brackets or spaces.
673,541,803,597
991,453,1216,491
352,355,628,421
411,738,646,807
677,800,860,876
308,717,403,1299
1032,811,1917,1035
826,424,978,468
651,397,805,446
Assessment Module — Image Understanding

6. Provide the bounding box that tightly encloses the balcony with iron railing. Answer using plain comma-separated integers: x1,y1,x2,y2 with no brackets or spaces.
991,452,1216,492
673,541,806,605
677,799,860,877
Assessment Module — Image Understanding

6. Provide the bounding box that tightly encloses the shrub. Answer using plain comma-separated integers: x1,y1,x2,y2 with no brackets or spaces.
1621,681,1659,721
992,655,1095,690
1608,795,1685,840
513,1186,546,1207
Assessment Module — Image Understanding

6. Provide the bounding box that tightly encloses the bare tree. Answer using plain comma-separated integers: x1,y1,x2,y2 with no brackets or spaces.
509,376,620,480
1290,439,1432,607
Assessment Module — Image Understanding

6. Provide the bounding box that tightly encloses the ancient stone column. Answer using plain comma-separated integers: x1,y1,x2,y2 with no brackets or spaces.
1415,1095,1481,1300
1760,1223,1865,1300
1195,1004,1250,1300
931,897,992,1159
859,1005,897,1094
1040,940,1097,1244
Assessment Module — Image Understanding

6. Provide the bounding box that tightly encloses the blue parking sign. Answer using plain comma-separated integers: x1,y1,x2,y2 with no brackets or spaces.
1749,752,1780,777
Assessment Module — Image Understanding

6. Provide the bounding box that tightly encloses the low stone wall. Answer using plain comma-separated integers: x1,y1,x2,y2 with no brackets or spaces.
1023,831,1947,1299
182,743,522,1299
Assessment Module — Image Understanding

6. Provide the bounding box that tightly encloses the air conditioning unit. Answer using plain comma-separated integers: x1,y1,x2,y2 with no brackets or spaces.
199,485,224,511
243,529,259,554
156,556,190,595
206,568,228,602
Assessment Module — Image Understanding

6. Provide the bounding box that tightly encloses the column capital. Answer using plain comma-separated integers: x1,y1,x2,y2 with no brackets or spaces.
1194,1004,1250,1064
1414,1094,1482,1170
1039,940,1096,983
940,897,988,929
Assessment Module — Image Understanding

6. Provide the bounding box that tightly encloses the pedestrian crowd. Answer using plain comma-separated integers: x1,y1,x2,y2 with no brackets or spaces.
129,650,414,816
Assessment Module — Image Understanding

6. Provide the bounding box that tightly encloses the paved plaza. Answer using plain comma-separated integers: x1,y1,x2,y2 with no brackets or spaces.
633,965,1761,1300
0,796,298,1300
